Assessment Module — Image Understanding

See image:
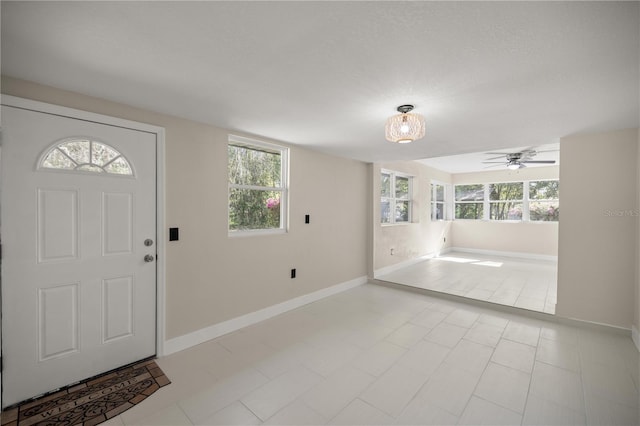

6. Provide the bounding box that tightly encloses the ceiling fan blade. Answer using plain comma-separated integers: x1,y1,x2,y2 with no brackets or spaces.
533,149,559,153
483,164,504,169
521,160,556,164
484,155,506,161
484,152,510,155
482,161,506,164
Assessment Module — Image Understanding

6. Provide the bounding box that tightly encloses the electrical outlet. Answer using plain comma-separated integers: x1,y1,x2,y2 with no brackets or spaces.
390,248,394,255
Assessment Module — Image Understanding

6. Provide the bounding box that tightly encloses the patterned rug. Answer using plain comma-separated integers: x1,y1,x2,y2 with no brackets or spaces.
1,359,170,426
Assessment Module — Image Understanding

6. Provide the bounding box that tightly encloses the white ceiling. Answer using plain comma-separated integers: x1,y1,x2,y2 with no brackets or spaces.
418,143,559,174
2,1,638,167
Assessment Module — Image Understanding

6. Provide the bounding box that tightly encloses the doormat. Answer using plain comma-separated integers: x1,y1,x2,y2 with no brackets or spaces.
1,359,170,426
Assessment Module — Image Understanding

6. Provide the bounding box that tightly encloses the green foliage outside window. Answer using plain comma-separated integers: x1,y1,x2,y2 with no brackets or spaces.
381,171,412,223
395,176,409,199
455,203,484,220
489,182,523,220
455,184,484,219
395,200,410,222
454,180,559,221
228,143,284,231
529,180,559,221
381,173,391,198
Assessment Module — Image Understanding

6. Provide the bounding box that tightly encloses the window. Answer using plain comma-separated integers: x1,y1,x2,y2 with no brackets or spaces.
40,138,133,175
431,182,446,221
529,180,559,221
454,180,559,222
489,182,523,220
455,184,484,219
381,171,412,224
228,136,288,234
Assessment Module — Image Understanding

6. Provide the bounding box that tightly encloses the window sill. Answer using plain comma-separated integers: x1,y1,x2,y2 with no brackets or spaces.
228,228,287,238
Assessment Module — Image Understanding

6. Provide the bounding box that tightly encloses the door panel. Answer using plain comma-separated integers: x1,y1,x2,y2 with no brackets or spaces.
37,188,79,262
103,192,134,255
102,275,135,343
38,284,79,361
1,105,157,407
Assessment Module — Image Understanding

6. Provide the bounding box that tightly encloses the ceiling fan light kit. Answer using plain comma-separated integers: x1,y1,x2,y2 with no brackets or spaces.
385,105,426,144
507,161,523,170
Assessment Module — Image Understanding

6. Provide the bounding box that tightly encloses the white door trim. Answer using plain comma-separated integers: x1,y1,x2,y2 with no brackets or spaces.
0,94,167,362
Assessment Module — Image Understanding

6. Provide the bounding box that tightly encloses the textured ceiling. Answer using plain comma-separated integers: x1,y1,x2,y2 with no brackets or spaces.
2,1,638,166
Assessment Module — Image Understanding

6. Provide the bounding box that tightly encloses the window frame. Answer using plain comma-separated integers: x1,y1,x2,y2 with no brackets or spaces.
38,137,134,177
454,183,486,220
453,179,559,222
228,135,289,237
381,170,413,225
528,179,560,222
488,182,524,221
430,181,452,221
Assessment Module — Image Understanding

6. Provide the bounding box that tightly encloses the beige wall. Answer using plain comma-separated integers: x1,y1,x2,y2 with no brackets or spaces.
372,161,452,273
2,77,369,340
451,221,558,257
557,128,638,329
6,77,639,336
451,166,559,256
636,129,640,336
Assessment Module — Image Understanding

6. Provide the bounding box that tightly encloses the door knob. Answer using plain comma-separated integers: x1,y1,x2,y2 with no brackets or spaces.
144,254,155,263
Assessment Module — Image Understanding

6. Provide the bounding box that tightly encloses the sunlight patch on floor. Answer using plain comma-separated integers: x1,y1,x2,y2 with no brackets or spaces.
435,256,479,263
471,261,503,268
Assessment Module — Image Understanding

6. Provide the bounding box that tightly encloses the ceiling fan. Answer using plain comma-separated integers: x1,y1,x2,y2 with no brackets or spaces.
482,148,557,170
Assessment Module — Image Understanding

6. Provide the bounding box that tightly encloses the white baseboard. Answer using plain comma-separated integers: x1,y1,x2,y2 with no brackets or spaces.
374,248,451,277
449,247,558,262
633,325,640,353
374,246,555,278
163,275,368,355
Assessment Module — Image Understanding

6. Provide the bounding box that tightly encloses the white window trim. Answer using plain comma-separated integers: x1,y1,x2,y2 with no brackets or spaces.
523,182,531,221
381,169,413,225
488,182,524,221
454,179,559,222
483,184,491,221
38,137,135,177
228,135,289,237
453,183,486,220
430,180,452,221
527,179,560,222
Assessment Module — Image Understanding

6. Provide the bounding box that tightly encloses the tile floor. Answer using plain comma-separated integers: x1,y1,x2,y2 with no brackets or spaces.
102,283,638,425
377,251,557,314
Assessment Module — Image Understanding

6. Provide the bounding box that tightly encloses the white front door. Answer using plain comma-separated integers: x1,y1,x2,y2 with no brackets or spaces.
1,103,157,407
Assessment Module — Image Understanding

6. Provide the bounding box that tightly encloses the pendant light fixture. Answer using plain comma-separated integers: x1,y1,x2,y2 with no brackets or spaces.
385,105,426,144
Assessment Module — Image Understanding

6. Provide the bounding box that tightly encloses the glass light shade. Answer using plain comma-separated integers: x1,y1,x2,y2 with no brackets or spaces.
507,161,522,170
385,112,426,143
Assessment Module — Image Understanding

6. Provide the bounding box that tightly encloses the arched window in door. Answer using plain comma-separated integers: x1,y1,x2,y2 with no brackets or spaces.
39,138,133,176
